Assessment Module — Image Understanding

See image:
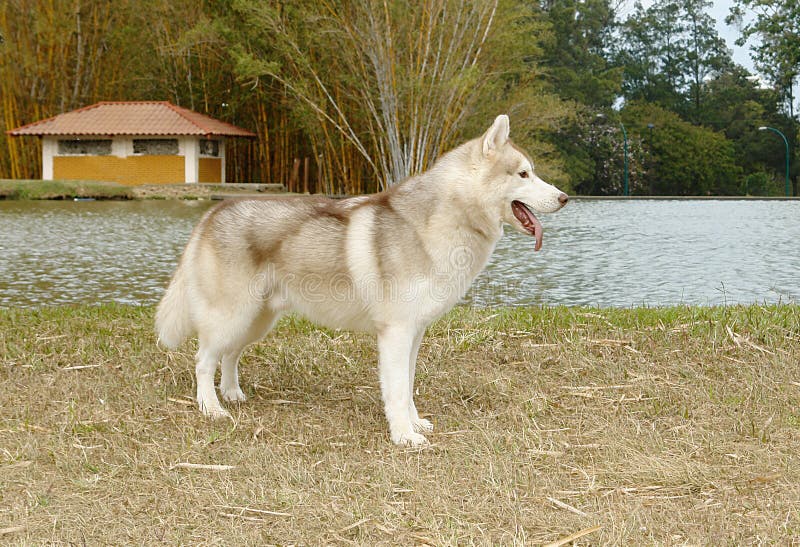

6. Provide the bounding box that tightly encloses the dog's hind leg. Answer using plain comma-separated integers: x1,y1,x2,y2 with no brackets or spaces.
219,349,247,403
408,329,433,433
219,308,279,403
378,324,428,446
195,345,229,419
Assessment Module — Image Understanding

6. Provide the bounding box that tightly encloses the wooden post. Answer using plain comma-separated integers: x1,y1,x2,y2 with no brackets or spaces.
290,158,300,193
303,157,309,193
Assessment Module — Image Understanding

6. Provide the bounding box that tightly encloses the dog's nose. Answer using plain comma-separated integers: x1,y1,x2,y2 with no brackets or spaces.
558,193,569,206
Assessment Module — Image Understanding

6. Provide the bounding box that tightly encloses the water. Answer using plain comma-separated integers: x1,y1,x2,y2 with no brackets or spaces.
1,199,798,308
0,200,210,307
472,199,800,307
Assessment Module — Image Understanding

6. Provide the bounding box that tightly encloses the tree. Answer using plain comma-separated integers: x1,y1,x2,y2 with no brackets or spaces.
700,65,795,194
0,0,311,185
539,0,622,108
728,0,799,193
617,0,685,110
618,0,732,121
729,0,800,119
549,109,647,195
622,102,741,195
681,0,733,121
230,0,503,190
223,0,569,192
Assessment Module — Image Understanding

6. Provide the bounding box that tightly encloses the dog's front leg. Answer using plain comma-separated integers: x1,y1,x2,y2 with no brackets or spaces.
377,325,428,446
409,329,433,433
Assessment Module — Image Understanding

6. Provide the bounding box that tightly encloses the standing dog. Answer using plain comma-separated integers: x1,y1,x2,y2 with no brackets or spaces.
156,115,567,445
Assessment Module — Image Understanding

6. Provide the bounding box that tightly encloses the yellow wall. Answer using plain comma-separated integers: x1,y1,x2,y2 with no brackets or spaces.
198,158,222,183
53,155,185,185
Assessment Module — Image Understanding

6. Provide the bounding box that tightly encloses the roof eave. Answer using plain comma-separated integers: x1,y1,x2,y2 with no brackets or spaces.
8,131,258,138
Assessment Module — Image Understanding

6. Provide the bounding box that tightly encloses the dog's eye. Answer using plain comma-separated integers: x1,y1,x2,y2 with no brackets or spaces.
518,171,529,179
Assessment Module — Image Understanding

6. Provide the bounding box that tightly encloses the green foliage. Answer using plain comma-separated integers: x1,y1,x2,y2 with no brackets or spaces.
741,171,784,196
545,0,796,195
221,0,572,190
0,0,797,196
617,0,732,120
549,109,645,195
729,0,800,117
539,0,623,108
622,102,741,195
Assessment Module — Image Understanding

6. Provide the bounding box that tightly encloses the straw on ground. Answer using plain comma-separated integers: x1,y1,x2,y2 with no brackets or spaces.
1,303,798,543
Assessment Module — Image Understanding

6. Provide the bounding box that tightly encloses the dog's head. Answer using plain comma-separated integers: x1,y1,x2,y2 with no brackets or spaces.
476,115,568,250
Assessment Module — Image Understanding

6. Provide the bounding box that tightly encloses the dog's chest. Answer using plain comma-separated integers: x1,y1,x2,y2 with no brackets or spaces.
426,236,497,302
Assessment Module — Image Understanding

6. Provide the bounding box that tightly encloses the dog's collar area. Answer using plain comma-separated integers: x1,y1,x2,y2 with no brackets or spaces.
511,200,543,251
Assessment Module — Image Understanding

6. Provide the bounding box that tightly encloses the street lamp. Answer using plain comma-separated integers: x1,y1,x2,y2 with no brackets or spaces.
621,122,629,197
758,126,791,197
647,123,654,195
596,114,628,196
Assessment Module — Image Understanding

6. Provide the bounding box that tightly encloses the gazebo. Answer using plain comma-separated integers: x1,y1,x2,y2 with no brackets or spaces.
7,101,256,185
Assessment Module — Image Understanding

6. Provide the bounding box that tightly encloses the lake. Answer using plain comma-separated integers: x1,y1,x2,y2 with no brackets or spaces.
1,199,798,308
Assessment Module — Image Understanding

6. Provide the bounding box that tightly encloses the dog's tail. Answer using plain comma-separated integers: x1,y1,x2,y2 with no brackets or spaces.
155,257,192,350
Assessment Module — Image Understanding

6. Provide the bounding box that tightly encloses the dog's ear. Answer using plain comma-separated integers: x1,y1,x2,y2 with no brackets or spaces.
482,114,510,156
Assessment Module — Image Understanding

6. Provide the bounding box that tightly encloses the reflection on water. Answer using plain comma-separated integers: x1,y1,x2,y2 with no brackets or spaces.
0,200,212,308
1,199,798,308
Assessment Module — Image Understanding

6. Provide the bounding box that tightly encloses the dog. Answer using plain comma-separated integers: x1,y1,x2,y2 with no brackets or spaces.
155,115,568,446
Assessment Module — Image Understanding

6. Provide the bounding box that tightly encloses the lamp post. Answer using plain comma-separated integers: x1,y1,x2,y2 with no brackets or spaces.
758,126,791,197
647,123,654,194
596,114,629,196
621,122,629,196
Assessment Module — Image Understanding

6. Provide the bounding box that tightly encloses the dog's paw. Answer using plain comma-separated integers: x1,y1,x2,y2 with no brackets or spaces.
412,417,434,433
392,430,429,447
221,386,247,403
198,400,232,420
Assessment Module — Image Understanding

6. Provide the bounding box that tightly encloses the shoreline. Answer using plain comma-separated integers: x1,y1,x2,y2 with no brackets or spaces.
572,194,800,201
0,179,286,200
1,179,797,201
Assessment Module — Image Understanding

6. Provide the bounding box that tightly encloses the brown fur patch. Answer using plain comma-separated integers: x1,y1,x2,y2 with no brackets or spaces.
368,189,395,211
354,183,402,212
312,202,350,223
246,233,283,266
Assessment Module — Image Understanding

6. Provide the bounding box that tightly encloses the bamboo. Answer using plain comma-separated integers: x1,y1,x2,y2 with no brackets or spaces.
0,0,503,188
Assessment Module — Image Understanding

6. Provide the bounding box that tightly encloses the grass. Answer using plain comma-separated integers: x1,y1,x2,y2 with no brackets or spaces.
0,179,286,200
1,304,799,544
0,179,134,200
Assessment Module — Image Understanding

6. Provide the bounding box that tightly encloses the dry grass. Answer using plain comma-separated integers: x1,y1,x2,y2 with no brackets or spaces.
1,304,799,544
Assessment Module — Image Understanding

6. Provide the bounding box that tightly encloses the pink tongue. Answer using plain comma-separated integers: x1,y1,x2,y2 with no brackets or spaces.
532,216,543,251
512,201,543,251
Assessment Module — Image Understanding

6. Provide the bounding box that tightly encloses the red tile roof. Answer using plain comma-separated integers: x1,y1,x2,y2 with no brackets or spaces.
7,101,256,138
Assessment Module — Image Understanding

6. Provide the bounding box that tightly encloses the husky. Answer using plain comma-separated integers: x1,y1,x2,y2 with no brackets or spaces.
155,115,568,446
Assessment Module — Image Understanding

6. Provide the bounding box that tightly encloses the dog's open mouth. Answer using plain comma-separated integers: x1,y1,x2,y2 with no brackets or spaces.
511,200,543,251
